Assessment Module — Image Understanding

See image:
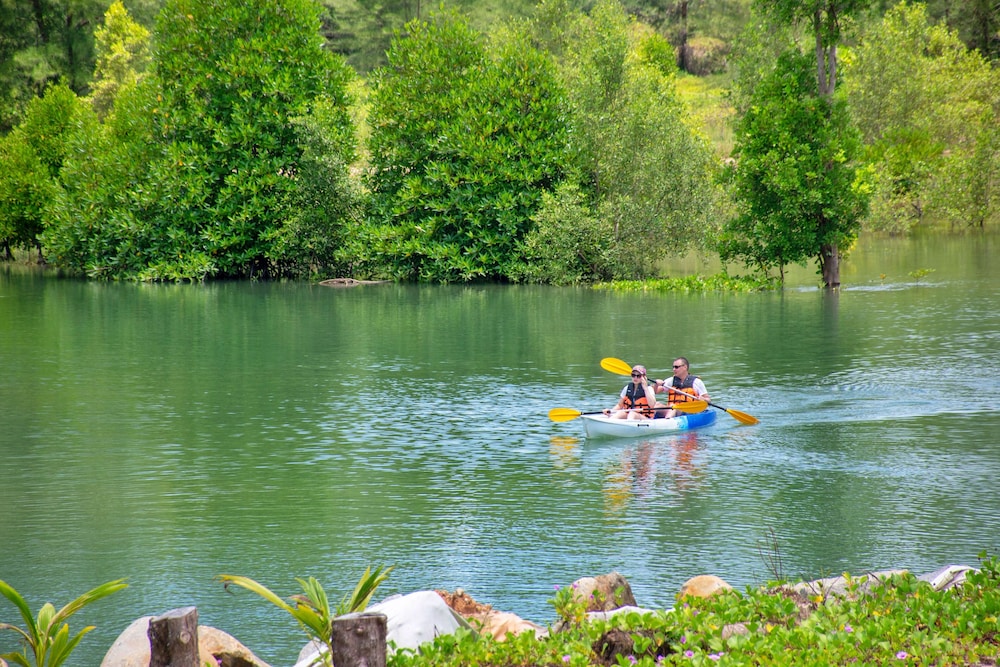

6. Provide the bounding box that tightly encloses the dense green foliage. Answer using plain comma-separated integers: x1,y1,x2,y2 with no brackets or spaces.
387,555,1000,667
42,0,359,280
361,11,571,282
843,3,1000,232
355,0,722,284
0,134,54,260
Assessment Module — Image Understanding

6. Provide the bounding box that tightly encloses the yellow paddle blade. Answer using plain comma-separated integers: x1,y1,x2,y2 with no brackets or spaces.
725,408,760,425
670,400,709,413
548,407,584,422
600,357,633,376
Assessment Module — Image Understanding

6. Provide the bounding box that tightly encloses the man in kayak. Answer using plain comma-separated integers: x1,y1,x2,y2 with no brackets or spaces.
604,364,658,420
653,357,710,418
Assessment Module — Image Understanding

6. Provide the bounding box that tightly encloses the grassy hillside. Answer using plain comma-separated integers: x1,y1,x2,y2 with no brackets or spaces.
675,71,735,158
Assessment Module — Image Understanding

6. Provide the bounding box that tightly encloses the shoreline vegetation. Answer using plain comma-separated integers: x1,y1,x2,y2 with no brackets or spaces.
3,555,999,667
400,560,1000,667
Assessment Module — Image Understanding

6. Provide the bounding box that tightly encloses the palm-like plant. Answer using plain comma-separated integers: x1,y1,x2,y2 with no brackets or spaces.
0,578,128,667
217,564,393,666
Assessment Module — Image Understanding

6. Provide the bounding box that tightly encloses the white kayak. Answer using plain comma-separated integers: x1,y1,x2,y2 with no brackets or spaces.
580,410,717,439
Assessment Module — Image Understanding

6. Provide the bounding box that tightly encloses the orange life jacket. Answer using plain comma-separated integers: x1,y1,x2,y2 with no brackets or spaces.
623,384,653,414
668,375,701,405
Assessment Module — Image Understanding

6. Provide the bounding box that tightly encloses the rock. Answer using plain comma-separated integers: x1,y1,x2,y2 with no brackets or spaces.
294,640,325,667
571,572,637,611
593,627,634,664
678,575,733,599
592,626,672,666
789,570,906,601
918,565,974,591
100,617,270,667
473,610,545,640
199,626,270,667
435,588,493,616
371,591,474,649
435,590,542,641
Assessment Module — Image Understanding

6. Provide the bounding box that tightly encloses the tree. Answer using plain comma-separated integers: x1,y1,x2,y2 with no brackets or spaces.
720,49,868,284
752,0,873,286
362,10,572,282
87,1,151,120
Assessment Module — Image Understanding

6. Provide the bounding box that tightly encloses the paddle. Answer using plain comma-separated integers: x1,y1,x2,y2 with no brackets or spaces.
549,401,708,423
600,357,760,425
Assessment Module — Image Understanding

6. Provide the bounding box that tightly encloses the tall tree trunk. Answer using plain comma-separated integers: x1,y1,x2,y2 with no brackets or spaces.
678,0,689,73
31,0,48,42
813,8,837,98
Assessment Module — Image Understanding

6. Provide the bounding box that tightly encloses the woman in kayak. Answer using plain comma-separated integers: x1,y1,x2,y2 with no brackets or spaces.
653,357,710,418
604,364,658,420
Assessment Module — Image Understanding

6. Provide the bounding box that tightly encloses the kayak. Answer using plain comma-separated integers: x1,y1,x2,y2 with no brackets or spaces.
580,410,717,439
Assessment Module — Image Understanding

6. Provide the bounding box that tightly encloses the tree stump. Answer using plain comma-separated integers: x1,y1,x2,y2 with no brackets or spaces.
331,612,387,667
148,606,200,667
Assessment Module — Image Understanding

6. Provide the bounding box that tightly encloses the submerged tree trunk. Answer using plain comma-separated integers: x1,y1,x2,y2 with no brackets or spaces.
819,242,840,288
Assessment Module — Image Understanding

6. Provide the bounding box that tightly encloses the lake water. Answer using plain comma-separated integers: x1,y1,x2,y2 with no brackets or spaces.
1,233,998,666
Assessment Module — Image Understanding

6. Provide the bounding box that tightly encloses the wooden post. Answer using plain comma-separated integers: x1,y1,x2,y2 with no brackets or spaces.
148,606,200,667
331,612,387,667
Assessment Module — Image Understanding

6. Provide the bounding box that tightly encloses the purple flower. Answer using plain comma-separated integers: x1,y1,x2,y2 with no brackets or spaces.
896,651,908,660
628,657,637,665
844,623,853,633
680,635,687,644
709,652,725,661
554,585,561,591
562,655,571,663
684,650,694,658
